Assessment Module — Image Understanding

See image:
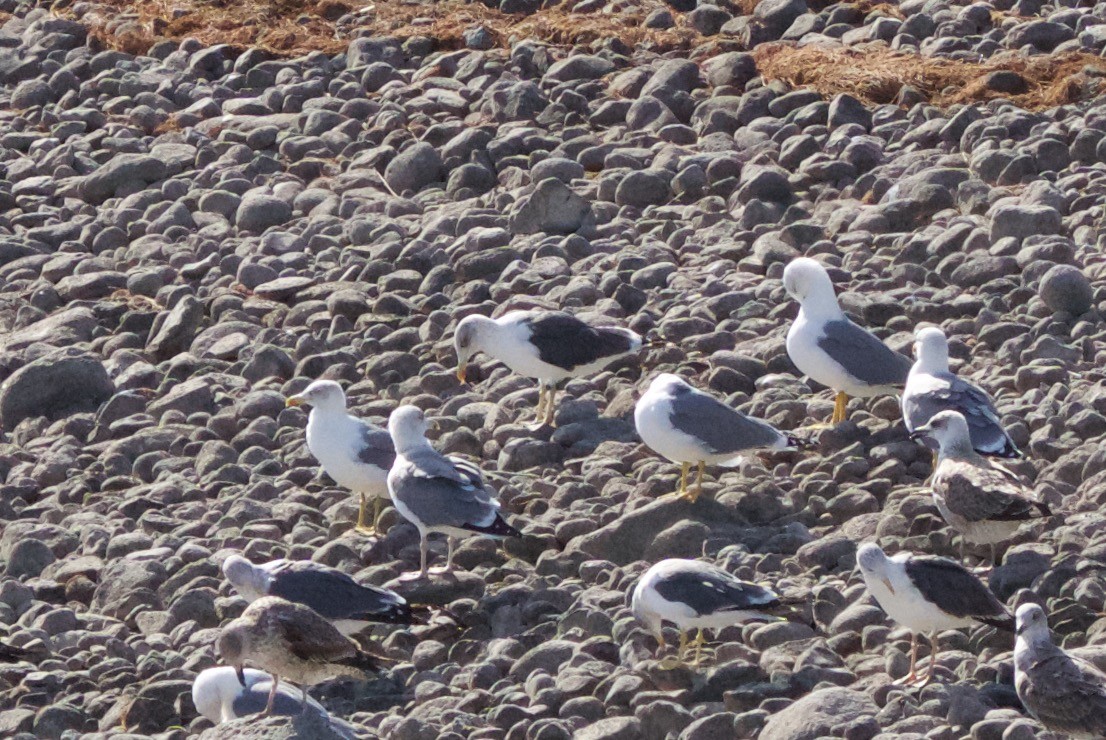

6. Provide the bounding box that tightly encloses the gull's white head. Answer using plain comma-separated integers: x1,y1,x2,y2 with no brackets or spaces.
649,373,689,394
856,543,896,594
909,409,972,454
454,315,495,383
782,257,839,311
1015,603,1050,643
221,555,268,600
388,405,432,452
913,326,950,370
285,380,346,412
192,666,266,723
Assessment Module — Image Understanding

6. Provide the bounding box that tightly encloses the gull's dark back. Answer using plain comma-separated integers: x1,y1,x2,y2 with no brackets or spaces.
653,566,780,616
666,384,782,454
902,556,1012,629
267,562,409,624
524,312,636,370
818,319,912,386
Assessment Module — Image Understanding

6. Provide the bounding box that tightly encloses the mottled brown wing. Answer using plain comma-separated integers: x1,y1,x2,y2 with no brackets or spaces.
1020,653,1106,736
264,600,358,664
934,459,1040,523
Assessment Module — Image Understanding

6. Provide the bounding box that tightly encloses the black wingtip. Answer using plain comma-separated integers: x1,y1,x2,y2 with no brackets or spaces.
364,604,418,625
345,650,380,674
466,514,523,539
978,613,1016,632
786,434,815,450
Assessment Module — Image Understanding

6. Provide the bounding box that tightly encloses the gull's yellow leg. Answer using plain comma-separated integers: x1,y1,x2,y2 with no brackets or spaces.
676,462,691,498
831,391,848,424
688,461,705,503
692,630,706,665
529,384,549,430
677,631,689,663
653,629,666,657
544,386,557,428
355,493,377,535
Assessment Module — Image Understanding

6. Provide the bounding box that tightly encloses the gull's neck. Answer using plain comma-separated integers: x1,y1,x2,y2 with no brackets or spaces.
915,346,950,375
1016,630,1056,663
936,433,978,461
798,285,845,321
393,430,434,457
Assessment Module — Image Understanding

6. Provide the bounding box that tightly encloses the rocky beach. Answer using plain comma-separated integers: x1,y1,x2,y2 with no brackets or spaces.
1,0,1106,737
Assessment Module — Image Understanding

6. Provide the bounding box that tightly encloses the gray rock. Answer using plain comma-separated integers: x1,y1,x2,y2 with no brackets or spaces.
236,193,293,232
759,687,877,740
989,204,1061,242
575,717,642,740
80,154,167,204
147,295,204,359
385,142,443,194
0,350,113,427
509,178,592,234
544,55,616,83
1039,264,1092,314
615,169,672,208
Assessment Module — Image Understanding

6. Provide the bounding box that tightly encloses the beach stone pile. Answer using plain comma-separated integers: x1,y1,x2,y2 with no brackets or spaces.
1,0,1106,737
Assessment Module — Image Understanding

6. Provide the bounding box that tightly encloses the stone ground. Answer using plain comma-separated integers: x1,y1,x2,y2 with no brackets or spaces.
1,0,1106,737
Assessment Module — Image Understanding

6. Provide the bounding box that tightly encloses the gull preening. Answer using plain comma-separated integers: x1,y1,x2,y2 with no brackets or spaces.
903,326,1020,459
632,558,788,665
191,665,345,727
856,543,1013,686
783,258,912,425
911,410,1050,566
387,405,523,578
1014,603,1106,739
222,554,417,635
634,373,806,502
285,380,396,535
216,596,379,715
454,309,642,428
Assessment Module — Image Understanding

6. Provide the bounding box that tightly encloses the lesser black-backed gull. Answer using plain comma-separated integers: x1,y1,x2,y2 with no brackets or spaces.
285,380,396,535
632,558,787,665
387,405,522,578
903,326,1020,459
454,310,642,428
222,554,416,635
1014,603,1106,739
910,410,1049,566
634,373,806,502
857,543,1013,686
192,666,349,729
216,596,378,715
783,258,912,425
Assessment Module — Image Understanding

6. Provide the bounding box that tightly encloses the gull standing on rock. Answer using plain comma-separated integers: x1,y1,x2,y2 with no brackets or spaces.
1014,603,1106,739
632,558,789,665
387,405,522,578
216,596,378,715
634,373,807,502
783,258,912,426
903,326,1020,459
222,554,418,634
856,543,1013,686
454,310,643,428
285,380,396,535
910,410,1049,566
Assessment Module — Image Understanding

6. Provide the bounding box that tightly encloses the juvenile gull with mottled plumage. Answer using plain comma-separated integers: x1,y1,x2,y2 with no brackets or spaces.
216,596,378,715
387,405,522,578
285,380,396,535
634,373,806,502
454,310,642,428
911,410,1049,566
903,326,1020,458
783,258,912,425
1015,603,1106,739
857,543,1013,687
632,558,788,664
222,554,416,635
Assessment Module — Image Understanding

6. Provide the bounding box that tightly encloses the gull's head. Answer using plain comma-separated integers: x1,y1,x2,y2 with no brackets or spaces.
454,315,492,383
649,373,687,394
1015,603,1050,642
856,543,895,594
192,666,259,723
221,555,266,597
216,625,249,687
782,257,837,306
913,326,950,369
909,409,971,453
286,380,346,412
388,405,431,450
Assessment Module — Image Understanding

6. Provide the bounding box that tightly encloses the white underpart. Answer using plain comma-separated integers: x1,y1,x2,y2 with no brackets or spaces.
191,666,316,723
477,310,640,383
306,407,389,501
860,552,978,633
